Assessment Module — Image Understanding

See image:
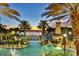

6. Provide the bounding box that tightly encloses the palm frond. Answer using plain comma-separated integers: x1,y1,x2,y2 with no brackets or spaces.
0,11,20,22
3,8,20,16
60,3,71,10
11,16,21,22
18,20,31,31
66,17,70,22
0,11,12,18
46,14,53,18
42,11,56,17
42,10,68,18
38,20,48,29
37,25,42,29
0,3,21,22
45,3,65,11
0,3,9,7
50,15,68,21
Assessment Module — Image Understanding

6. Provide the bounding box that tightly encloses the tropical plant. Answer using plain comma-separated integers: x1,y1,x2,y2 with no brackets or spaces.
0,24,7,33
0,24,7,40
42,3,79,55
0,3,20,22
18,20,31,36
37,20,48,35
46,26,55,33
9,27,20,34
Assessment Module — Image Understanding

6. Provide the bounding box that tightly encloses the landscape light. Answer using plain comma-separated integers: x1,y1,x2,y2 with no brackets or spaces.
63,33,67,37
69,31,72,35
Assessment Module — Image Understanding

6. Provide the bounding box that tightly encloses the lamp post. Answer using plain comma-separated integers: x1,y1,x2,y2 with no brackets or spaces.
63,33,67,55
69,31,72,41
69,31,72,48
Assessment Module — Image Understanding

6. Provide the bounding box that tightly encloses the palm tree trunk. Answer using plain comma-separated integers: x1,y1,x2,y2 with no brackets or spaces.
71,17,79,56
5,34,7,40
74,39,79,56
24,30,26,36
42,27,45,35
69,41,72,48
63,37,66,55
1,33,3,41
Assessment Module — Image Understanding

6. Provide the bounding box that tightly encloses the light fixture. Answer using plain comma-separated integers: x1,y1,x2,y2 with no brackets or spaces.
69,31,72,35
63,33,67,37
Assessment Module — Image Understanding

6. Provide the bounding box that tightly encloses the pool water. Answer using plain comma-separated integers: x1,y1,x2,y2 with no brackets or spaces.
0,41,43,56
0,41,74,56
16,41,42,56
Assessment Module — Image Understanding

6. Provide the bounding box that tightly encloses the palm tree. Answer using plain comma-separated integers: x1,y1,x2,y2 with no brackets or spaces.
18,20,31,36
46,26,55,33
0,24,7,40
37,20,48,35
42,3,79,55
7,27,20,40
0,3,20,22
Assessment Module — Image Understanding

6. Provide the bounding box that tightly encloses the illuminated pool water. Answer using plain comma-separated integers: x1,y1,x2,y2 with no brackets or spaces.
0,41,75,56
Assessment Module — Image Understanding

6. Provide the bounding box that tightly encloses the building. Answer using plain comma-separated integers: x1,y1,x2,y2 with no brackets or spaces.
26,26,42,36
26,30,42,36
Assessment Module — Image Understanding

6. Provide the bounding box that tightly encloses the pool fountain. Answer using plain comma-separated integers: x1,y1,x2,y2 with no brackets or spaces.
10,49,16,56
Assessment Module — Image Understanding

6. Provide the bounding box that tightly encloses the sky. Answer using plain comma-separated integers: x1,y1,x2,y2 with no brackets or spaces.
0,3,49,28
0,3,70,28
